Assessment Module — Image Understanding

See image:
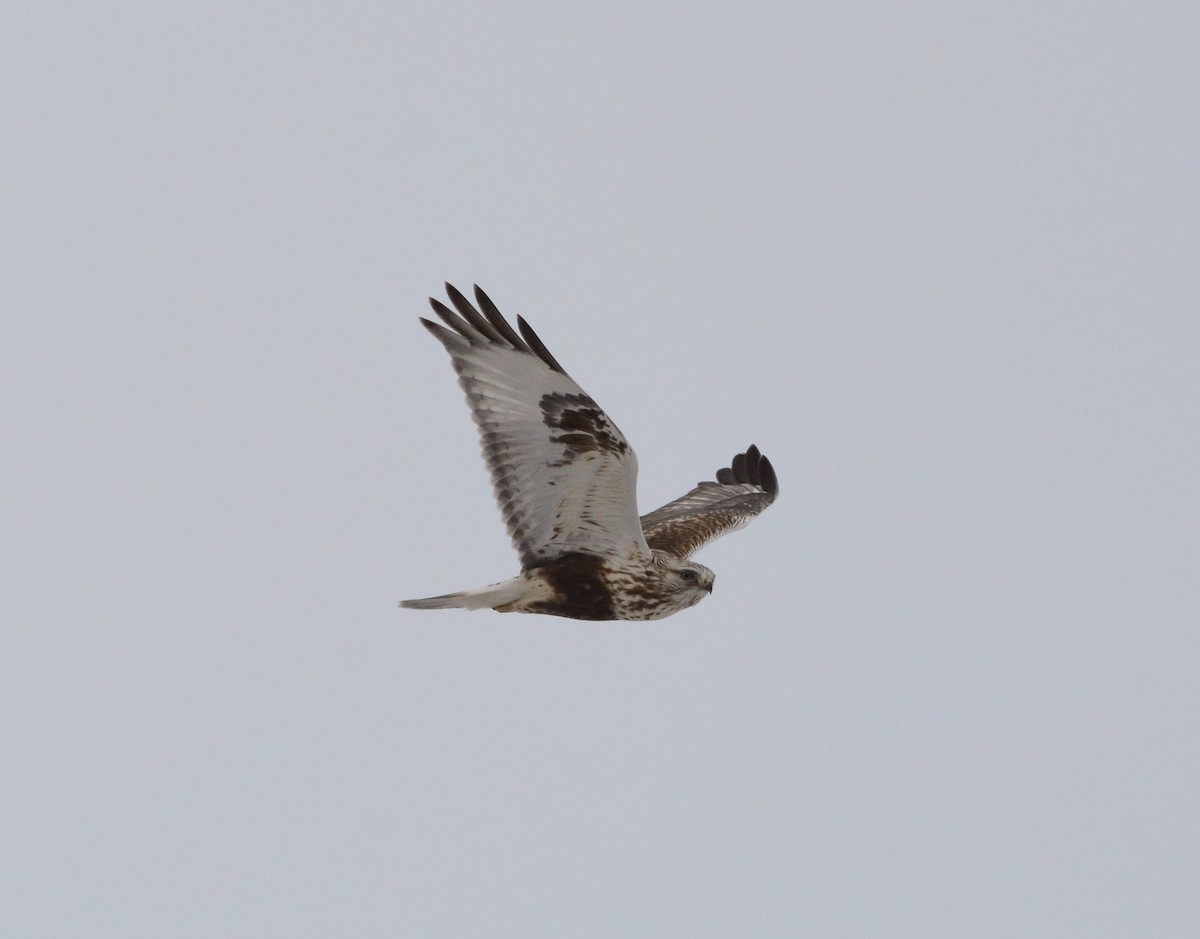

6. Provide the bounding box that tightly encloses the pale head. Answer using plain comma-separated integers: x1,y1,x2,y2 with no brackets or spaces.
637,551,715,618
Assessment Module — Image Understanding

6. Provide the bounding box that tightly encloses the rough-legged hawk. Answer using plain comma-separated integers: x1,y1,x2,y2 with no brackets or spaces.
400,284,779,621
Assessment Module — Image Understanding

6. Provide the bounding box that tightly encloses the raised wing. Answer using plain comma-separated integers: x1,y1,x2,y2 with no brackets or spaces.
640,445,779,559
420,284,651,569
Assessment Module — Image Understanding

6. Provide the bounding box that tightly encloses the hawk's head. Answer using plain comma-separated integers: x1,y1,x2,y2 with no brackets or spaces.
673,560,715,596
627,552,715,619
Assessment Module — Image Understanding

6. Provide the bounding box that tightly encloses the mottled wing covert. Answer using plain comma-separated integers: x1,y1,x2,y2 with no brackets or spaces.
640,445,779,559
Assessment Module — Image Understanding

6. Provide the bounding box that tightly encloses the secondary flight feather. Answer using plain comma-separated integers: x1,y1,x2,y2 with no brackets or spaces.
400,284,779,621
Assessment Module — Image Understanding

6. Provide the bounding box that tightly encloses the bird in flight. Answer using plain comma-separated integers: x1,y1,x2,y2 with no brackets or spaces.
400,284,779,621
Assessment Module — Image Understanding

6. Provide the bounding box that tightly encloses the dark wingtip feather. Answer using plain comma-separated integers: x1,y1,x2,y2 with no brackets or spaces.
758,453,778,500
445,283,507,344
742,445,762,486
473,285,526,348
419,316,467,348
424,285,570,376
730,451,748,482
517,315,569,376
716,445,780,501
428,296,475,339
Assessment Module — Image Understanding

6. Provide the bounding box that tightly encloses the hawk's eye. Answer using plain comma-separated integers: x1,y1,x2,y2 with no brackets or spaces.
680,569,698,583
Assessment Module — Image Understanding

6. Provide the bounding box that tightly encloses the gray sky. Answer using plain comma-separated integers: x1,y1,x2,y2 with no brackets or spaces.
4,1,1198,935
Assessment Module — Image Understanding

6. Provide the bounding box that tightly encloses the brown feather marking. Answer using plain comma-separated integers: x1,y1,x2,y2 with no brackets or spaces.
540,392,629,460
524,553,617,620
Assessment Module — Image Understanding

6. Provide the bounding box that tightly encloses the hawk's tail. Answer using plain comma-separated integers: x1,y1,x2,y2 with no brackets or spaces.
399,577,527,612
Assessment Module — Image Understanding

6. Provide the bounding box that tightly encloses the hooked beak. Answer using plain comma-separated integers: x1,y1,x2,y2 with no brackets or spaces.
704,580,714,594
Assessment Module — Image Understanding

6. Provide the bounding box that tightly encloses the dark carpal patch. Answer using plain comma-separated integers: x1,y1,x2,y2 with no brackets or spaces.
525,552,618,620
540,393,629,459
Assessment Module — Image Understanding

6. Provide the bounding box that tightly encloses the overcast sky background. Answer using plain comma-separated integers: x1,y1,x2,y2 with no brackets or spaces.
4,2,1198,935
